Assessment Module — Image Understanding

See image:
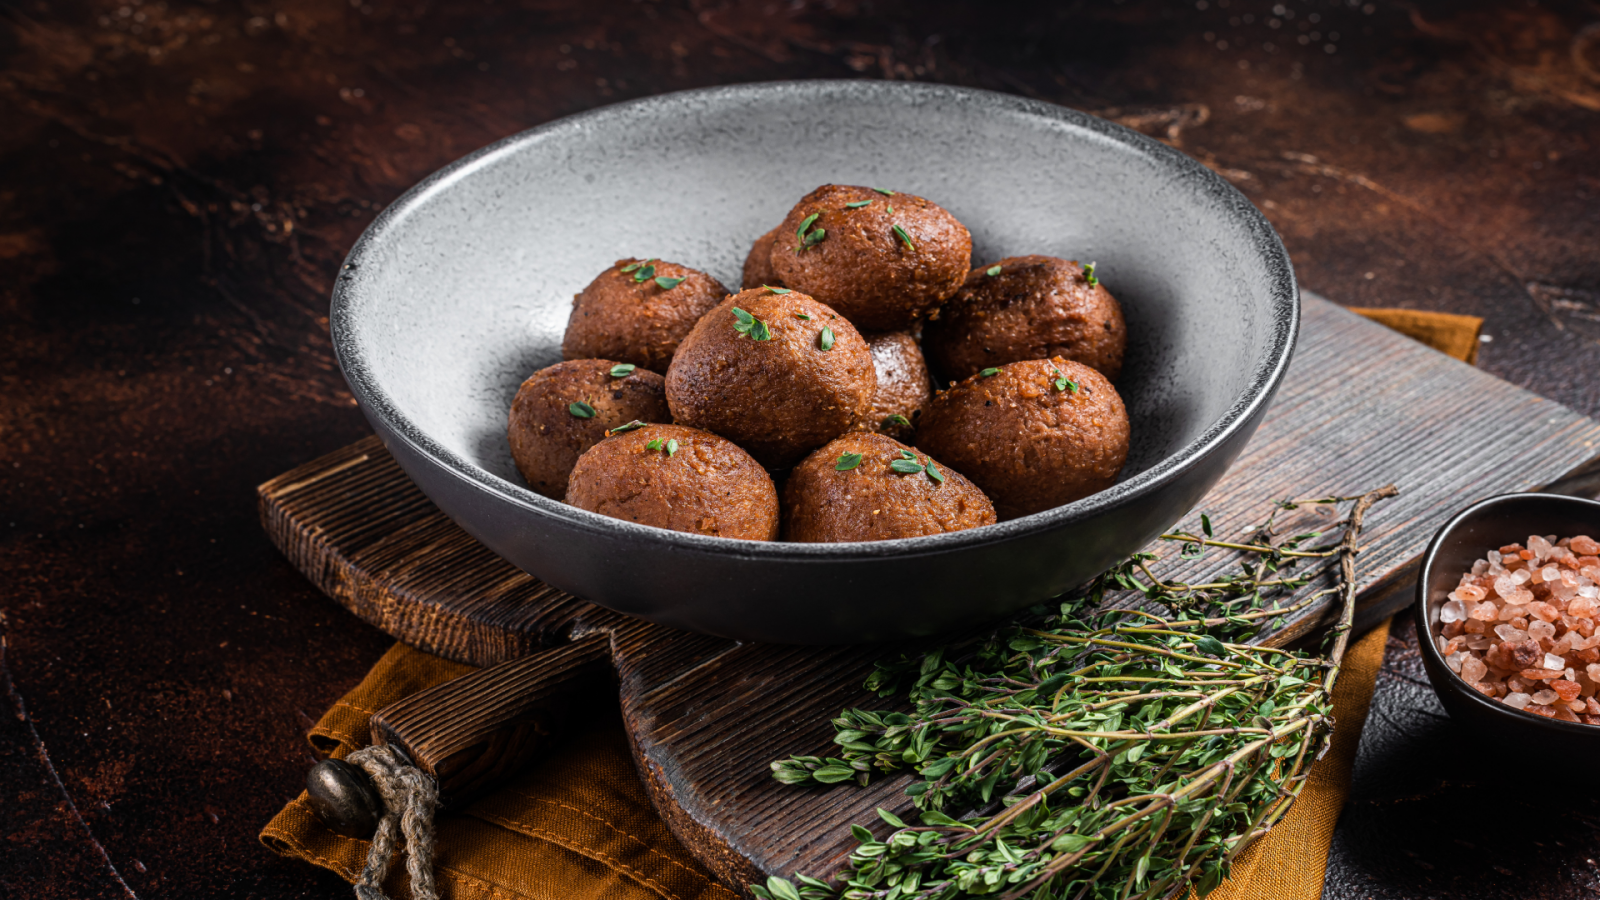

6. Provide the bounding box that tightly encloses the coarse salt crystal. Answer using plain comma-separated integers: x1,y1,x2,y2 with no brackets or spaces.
1456,583,1487,602
1546,652,1567,671
1440,599,1466,623
1494,624,1528,642
1504,692,1532,709
1589,663,1600,682
1532,689,1559,705
1470,601,1500,621
1447,651,1466,672
1461,656,1488,683
1511,568,1533,586
1529,620,1557,641
1530,535,1554,560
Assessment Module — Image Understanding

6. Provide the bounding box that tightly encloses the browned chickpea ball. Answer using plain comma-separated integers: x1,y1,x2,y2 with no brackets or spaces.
854,330,932,442
924,256,1127,382
566,424,778,540
783,432,995,542
506,359,671,500
562,258,730,374
916,358,1129,520
741,226,783,290
769,185,972,332
666,288,876,468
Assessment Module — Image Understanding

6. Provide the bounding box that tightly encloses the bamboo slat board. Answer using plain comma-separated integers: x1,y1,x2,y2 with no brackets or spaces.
260,295,1600,891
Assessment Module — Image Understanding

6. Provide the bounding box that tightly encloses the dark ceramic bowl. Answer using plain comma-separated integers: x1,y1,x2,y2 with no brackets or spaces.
330,80,1299,643
1414,492,1600,754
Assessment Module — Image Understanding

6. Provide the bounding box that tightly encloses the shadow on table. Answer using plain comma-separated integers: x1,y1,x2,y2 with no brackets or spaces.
1322,615,1600,900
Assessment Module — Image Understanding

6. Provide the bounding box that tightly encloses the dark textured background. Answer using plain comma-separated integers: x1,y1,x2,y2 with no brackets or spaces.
2,0,1599,897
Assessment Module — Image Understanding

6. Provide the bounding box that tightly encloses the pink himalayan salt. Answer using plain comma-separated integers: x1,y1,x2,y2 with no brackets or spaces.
1437,535,1600,726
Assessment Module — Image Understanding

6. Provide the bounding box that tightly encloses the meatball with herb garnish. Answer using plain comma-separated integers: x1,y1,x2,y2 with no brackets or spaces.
783,432,994,542
769,184,972,332
665,287,876,468
562,257,730,374
566,423,779,541
924,255,1127,381
507,359,671,500
741,226,784,290
916,358,1129,520
854,330,932,442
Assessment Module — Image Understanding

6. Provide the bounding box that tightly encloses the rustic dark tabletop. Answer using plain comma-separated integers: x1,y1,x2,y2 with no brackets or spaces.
3,1,1599,897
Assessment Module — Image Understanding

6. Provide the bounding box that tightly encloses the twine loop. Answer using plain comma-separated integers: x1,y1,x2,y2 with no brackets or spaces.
346,744,439,900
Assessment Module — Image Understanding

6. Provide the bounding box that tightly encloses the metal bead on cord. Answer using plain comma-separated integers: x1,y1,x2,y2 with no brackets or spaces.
345,744,440,900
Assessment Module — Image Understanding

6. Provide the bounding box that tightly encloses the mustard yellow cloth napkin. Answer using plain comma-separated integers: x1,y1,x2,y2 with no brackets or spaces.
262,307,1482,900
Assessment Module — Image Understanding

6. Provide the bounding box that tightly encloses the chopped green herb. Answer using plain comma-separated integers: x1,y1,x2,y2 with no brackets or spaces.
654,275,686,290
1083,261,1099,286
892,224,915,251
898,449,917,460
872,187,895,196
835,452,863,471
646,438,663,451
731,307,772,341
889,458,924,474
1201,513,1214,537
665,438,679,458
794,212,826,249
845,200,873,208
609,363,637,378
607,419,647,435
924,461,945,484
764,285,792,294
819,325,835,351
884,414,911,428
632,263,657,283
795,213,819,239
803,228,826,247
980,367,1002,378
1050,367,1078,393
986,264,1002,277
794,312,812,321
568,401,596,419
619,258,655,273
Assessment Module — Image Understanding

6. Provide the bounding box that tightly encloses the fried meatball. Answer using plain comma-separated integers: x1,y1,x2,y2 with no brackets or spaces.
916,358,1129,520
562,258,730,373
769,185,971,332
566,424,778,540
783,433,995,542
855,331,932,442
507,359,671,500
924,256,1127,382
741,226,783,290
666,288,876,468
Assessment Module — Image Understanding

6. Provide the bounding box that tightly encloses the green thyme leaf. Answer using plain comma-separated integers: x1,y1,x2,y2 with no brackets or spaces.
796,213,820,240
609,363,637,378
665,438,679,457
819,325,835,351
1201,513,1214,537
1083,261,1099,286
764,876,802,900
845,200,873,208
654,275,686,290
836,452,863,471
980,367,1002,377
924,461,944,484
794,312,812,321
632,264,657,283
884,414,911,428
899,449,916,460
877,808,907,828
1193,634,1227,658
607,419,647,435
645,438,663,450
731,307,772,341
890,458,924,474
872,187,895,196
568,401,596,419
764,285,792,294
803,228,826,246
986,264,1002,277
620,259,652,273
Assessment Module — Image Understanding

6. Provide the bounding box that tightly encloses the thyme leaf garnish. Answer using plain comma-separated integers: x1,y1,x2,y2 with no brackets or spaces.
568,401,596,419
732,307,772,341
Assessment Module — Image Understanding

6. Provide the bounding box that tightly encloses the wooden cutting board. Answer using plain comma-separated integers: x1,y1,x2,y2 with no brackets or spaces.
260,295,1600,891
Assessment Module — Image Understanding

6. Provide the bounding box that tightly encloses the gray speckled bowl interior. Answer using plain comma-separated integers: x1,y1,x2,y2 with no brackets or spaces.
333,80,1297,643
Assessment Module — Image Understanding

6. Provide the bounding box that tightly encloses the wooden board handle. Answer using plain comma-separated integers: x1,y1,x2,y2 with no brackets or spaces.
370,634,613,802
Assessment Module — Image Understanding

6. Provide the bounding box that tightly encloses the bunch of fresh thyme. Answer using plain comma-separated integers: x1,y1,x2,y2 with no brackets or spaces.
756,486,1397,900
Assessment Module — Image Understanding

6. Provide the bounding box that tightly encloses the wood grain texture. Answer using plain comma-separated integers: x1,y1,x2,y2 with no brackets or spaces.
259,295,1600,892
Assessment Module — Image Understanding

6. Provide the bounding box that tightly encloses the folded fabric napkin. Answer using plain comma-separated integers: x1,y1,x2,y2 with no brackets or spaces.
262,307,1482,900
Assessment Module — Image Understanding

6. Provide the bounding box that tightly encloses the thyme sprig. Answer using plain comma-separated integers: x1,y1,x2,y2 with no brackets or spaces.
759,487,1397,900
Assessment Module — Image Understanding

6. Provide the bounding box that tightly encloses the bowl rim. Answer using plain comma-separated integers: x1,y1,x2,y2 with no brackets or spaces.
1414,490,1600,735
331,78,1301,560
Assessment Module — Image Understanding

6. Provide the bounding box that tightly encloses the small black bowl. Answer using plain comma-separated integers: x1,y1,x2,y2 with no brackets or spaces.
1415,492,1600,754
